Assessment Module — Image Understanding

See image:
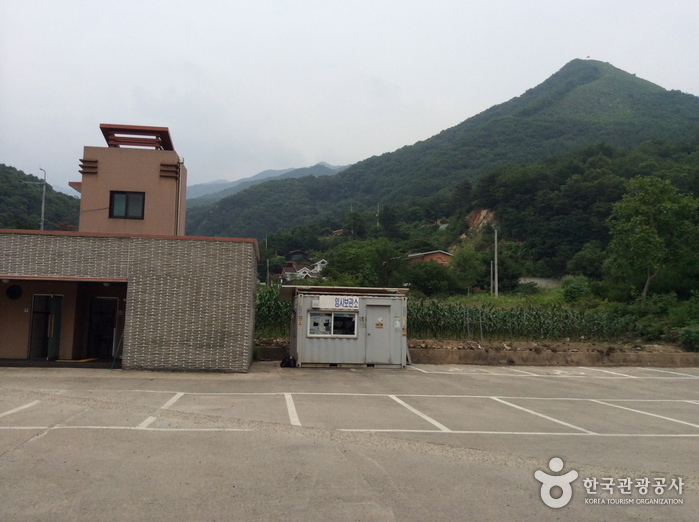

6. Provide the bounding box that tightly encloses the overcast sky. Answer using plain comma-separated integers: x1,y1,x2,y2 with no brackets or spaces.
1,1,698,194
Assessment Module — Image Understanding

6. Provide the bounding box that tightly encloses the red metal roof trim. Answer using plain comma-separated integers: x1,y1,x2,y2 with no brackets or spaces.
99,123,175,151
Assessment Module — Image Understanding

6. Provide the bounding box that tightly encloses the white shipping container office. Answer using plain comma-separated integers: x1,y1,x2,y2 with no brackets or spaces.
279,286,408,368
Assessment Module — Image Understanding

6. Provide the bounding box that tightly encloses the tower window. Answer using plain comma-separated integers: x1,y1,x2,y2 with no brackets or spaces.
109,191,145,219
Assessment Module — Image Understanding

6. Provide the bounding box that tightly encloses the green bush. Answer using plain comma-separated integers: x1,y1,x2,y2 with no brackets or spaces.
562,276,592,303
635,316,666,341
680,327,699,351
516,282,541,296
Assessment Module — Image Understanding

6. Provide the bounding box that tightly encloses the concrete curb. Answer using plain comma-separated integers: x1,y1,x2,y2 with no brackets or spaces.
408,349,699,367
257,345,699,367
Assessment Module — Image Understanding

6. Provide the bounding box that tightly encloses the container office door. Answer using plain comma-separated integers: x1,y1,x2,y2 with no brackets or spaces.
365,304,392,364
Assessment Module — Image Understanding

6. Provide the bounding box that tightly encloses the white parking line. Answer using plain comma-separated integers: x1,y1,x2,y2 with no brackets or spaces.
590,400,699,429
641,368,699,378
137,416,157,429
0,426,48,430
579,367,637,378
160,392,184,410
491,397,597,434
509,369,539,376
284,393,301,427
0,400,40,418
405,367,696,378
54,426,251,432
9,389,699,402
337,430,699,437
0,425,697,436
389,395,452,432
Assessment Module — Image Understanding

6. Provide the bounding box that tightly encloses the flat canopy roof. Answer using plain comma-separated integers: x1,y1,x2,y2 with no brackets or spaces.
100,123,174,150
279,285,408,301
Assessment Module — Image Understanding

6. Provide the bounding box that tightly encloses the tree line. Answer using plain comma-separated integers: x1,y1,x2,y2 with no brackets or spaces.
258,139,699,305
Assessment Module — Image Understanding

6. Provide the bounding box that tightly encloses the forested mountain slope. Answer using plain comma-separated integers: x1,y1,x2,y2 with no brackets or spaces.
187,163,346,208
187,59,699,239
0,164,79,230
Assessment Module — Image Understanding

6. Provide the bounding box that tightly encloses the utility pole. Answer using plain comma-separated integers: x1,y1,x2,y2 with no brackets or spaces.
22,167,47,230
39,168,46,230
494,227,499,297
350,203,354,236
490,261,493,296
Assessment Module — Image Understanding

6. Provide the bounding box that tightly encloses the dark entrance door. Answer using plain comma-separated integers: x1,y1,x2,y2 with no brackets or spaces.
28,295,63,359
87,297,119,359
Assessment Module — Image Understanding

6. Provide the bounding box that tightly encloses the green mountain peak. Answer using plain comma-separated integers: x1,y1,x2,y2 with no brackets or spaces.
182,58,699,239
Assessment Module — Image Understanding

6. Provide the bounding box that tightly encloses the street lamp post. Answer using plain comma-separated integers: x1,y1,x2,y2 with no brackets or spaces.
39,167,47,231
494,227,499,297
21,167,47,230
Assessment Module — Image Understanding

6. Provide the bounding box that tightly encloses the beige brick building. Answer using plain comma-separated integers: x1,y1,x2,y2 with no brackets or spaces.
0,125,259,372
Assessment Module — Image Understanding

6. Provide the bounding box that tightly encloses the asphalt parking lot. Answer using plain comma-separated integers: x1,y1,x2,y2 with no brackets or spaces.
1,363,697,521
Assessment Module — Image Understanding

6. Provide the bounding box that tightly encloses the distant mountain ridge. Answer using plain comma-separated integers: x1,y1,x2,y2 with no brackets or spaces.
186,59,699,239
187,163,347,207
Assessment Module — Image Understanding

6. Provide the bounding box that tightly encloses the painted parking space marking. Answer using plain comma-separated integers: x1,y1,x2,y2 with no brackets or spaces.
640,368,699,378
590,400,699,429
0,426,48,430
0,423,696,436
389,395,451,432
284,393,301,427
2,379,699,437
53,425,251,432
160,392,185,410
578,367,637,378
509,369,539,376
0,400,40,418
407,365,698,379
491,397,597,434
137,416,157,429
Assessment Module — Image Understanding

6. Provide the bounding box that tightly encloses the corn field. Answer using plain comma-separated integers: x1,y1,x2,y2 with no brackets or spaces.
255,284,293,336
255,286,636,341
408,300,636,341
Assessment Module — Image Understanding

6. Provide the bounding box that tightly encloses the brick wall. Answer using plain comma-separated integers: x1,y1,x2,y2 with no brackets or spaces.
0,232,257,372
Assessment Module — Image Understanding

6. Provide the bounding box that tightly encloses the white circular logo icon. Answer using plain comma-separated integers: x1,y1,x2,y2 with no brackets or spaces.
534,457,579,508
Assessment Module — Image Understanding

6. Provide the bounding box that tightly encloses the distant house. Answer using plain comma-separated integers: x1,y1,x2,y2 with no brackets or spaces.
407,250,453,265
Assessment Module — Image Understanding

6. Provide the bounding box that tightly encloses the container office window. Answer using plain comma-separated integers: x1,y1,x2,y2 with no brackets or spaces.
308,312,357,337
110,191,145,219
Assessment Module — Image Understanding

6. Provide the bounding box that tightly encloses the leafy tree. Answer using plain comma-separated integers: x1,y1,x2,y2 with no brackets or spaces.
567,241,606,279
379,205,401,239
405,261,455,297
323,238,405,287
450,245,486,291
344,210,368,238
605,177,699,301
